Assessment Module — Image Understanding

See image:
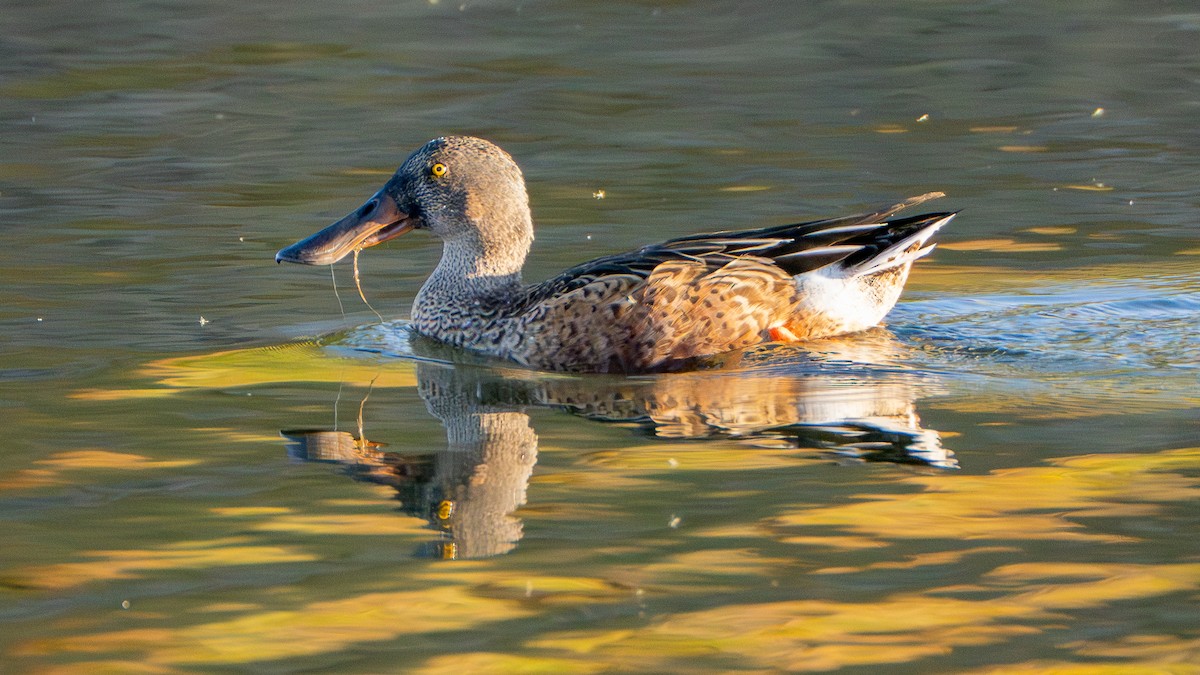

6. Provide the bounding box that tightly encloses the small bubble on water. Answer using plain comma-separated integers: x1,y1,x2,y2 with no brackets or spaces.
668,515,681,528
121,600,130,609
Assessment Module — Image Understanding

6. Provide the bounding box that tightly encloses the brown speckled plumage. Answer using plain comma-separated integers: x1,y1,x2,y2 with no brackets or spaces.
277,136,955,373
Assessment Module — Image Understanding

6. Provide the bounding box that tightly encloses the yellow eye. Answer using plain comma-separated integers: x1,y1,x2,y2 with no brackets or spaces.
431,162,448,177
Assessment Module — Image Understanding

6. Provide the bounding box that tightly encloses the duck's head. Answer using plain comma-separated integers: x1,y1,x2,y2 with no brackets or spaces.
276,136,533,270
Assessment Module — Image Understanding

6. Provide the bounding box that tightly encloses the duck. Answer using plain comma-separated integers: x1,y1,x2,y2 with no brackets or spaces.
276,136,955,373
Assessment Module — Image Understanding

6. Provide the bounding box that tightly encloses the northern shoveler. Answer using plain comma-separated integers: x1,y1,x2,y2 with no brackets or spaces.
276,136,954,373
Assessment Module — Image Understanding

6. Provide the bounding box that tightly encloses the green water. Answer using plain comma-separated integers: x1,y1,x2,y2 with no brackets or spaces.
2,1,1198,672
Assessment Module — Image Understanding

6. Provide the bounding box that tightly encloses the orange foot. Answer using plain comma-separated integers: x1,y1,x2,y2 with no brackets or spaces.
768,325,800,342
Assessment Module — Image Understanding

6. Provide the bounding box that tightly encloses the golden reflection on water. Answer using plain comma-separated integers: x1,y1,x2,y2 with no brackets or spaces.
909,259,1200,293
16,261,1198,670
7,539,316,591
6,324,1194,671
17,586,538,667
20,547,1197,670
773,448,1200,545
220,334,952,558
0,450,199,492
525,562,1200,673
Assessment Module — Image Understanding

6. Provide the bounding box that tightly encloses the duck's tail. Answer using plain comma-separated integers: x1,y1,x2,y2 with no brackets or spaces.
783,197,956,340
835,210,955,280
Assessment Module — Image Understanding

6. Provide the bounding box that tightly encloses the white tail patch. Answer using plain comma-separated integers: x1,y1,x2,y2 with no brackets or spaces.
791,213,955,335
794,268,895,334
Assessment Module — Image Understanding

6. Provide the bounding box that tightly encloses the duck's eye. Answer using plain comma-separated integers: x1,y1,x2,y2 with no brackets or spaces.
430,163,448,178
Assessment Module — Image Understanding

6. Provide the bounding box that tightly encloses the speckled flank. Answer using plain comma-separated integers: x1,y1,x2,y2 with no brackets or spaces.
505,256,803,372
286,136,954,373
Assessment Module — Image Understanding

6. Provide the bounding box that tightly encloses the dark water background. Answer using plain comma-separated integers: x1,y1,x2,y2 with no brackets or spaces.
2,1,1197,671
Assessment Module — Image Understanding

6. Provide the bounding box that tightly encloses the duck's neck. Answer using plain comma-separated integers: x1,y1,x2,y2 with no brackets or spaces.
412,229,532,346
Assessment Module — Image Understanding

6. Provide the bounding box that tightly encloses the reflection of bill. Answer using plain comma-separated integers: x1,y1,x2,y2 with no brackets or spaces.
281,339,953,559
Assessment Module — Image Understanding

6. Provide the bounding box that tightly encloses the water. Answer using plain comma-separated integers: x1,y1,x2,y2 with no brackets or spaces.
2,1,1199,671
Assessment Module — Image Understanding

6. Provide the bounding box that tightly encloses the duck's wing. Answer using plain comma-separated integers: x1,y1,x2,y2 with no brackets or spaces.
672,192,955,278
521,192,953,307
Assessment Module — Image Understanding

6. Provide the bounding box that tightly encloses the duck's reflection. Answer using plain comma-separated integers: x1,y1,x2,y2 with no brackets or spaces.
281,334,952,559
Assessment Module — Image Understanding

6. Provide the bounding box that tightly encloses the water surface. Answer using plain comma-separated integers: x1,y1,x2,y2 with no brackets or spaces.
2,1,1198,672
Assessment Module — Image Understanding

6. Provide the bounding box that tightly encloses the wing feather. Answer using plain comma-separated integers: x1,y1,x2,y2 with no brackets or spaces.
517,195,954,309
